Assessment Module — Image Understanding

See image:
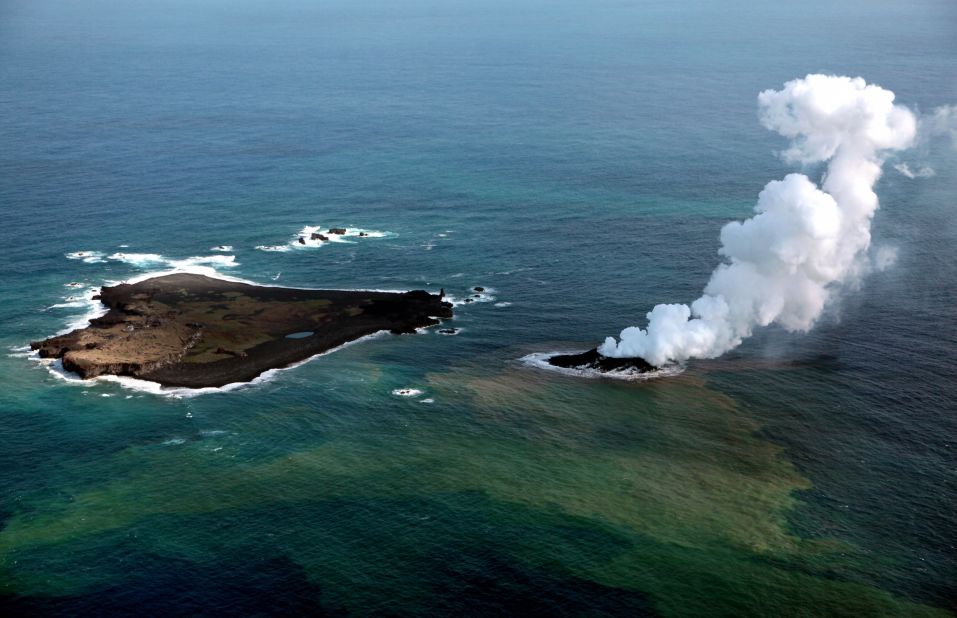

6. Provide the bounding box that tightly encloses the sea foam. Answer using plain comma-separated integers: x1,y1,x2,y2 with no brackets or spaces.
256,225,394,252
106,253,239,270
67,249,240,271
65,251,106,264
392,388,424,397
446,286,496,307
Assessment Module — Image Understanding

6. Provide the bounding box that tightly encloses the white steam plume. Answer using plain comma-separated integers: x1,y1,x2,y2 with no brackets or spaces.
599,74,917,367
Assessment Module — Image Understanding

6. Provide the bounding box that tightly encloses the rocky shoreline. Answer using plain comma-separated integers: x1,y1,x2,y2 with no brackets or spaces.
32,273,453,388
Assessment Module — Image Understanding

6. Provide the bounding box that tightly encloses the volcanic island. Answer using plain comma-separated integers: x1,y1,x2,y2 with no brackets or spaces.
546,348,656,374
32,273,453,388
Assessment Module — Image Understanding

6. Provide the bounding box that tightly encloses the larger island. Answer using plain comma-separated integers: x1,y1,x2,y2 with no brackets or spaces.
32,273,453,388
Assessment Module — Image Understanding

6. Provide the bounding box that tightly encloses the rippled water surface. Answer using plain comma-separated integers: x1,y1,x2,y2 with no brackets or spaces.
1,0,956,615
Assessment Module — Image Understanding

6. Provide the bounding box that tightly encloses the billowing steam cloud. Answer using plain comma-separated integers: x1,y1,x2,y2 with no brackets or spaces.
598,75,917,367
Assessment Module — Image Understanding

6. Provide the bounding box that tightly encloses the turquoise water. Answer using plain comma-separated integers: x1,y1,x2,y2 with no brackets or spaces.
2,0,956,614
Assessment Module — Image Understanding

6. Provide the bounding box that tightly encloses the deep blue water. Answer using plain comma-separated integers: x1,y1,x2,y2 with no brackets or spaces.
1,1,956,615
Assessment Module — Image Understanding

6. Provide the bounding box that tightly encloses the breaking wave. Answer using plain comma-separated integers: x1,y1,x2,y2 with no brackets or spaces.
256,225,394,252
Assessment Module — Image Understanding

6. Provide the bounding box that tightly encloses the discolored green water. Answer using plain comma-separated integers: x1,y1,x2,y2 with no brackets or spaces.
1,339,953,615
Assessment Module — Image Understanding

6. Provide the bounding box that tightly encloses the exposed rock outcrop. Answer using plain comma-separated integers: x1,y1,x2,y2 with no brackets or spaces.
31,273,453,388
547,348,656,374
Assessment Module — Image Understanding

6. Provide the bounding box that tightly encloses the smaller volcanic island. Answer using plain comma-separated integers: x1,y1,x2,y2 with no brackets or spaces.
546,348,656,374
32,273,453,388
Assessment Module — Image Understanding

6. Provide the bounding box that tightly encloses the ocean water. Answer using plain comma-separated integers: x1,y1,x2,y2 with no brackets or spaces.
2,0,956,615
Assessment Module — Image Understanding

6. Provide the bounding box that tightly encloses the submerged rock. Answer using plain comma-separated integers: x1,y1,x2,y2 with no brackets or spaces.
547,348,656,374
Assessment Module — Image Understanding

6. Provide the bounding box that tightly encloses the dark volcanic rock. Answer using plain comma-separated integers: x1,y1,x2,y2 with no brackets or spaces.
547,348,656,374
473,286,485,292
328,227,347,235
310,233,329,241
298,236,306,245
